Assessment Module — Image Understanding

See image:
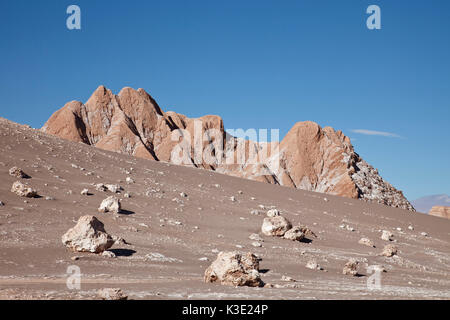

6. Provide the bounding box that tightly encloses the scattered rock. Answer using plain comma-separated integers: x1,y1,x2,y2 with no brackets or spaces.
358,237,375,248
95,183,107,192
204,251,263,287
381,230,393,241
10,181,38,198
297,225,317,238
9,167,29,178
97,288,128,300
381,244,398,257
101,250,116,258
261,216,292,237
98,196,121,213
283,226,305,241
305,260,322,270
105,184,123,193
266,209,280,217
61,215,114,253
281,275,295,282
342,259,359,276
249,233,264,242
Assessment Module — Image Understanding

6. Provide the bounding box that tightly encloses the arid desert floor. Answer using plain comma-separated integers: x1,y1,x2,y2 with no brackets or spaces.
0,117,449,300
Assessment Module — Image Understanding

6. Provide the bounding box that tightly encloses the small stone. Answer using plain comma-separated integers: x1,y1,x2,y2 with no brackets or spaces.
283,226,305,241
420,232,428,237
102,250,116,258
98,196,121,214
0,201,4,206
306,260,321,270
408,225,414,231
204,251,262,287
381,230,393,241
281,275,295,282
97,288,128,300
105,184,123,193
266,209,280,217
251,241,262,247
249,233,264,242
81,189,89,196
381,244,398,257
261,216,292,237
9,167,29,178
11,181,38,198
358,237,375,248
230,196,236,202
126,177,134,184
250,210,260,215
180,192,188,198
343,259,359,276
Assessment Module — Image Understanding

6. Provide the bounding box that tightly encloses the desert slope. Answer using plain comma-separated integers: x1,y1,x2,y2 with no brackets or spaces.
0,117,448,300
41,86,414,211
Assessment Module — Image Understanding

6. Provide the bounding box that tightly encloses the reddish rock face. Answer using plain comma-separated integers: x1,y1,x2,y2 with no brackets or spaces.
42,85,415,211
429,206,450,219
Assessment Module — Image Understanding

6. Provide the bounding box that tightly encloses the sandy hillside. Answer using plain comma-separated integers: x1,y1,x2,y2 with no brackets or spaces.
0,117,449,300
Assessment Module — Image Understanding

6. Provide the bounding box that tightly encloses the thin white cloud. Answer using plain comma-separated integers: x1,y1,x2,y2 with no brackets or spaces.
350,129,403,138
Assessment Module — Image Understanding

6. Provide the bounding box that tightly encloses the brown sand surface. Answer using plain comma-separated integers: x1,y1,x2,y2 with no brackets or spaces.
0,118,448,300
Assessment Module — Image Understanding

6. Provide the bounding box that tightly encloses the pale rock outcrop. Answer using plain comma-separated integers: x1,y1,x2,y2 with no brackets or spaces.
98,196,121,213
428,206,450,219
204,251,263,287
61,215,114,253
261,216,292,237
10,181,37,198
42,86,415,211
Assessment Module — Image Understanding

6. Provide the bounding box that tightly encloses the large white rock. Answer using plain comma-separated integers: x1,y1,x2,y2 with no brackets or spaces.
261,216,292,237
204,251,263,287
61,215,114,253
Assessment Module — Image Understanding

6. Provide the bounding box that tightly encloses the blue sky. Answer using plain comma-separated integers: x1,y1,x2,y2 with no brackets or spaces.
0,0,449,201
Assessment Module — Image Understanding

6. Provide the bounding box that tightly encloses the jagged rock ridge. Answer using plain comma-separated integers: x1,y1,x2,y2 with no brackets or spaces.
41,86,414,211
